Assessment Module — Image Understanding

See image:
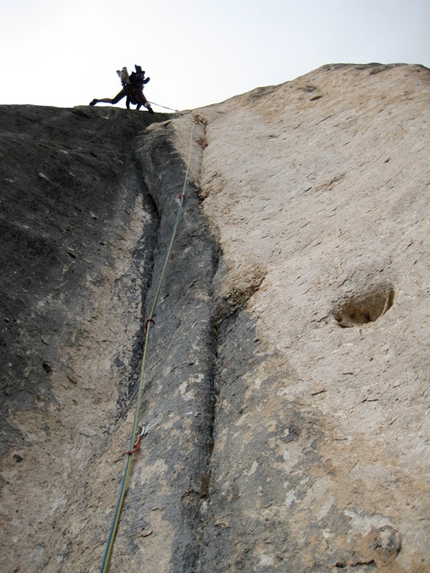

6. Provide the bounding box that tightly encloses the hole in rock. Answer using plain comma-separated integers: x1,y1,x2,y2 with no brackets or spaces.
42,362,52,373
333,285,394,328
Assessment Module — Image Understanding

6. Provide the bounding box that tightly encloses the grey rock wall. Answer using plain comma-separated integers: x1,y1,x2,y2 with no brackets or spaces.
0,105,163,571
1,63,429,573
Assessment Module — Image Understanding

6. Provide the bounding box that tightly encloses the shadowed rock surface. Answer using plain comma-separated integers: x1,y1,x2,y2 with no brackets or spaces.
1,63,429,573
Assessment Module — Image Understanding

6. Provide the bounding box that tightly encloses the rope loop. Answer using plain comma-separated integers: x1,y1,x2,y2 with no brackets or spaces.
143,318,155,338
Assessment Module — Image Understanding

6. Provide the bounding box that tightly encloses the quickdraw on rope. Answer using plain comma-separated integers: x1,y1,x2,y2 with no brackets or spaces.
125,425,147,455
143,318,155,338
98,117,201,573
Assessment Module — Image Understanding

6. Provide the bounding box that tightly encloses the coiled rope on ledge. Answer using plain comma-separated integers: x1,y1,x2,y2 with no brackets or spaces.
99,117,200,573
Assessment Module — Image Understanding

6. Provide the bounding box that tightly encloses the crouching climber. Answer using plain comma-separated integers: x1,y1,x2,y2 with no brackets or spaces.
90,65,154,113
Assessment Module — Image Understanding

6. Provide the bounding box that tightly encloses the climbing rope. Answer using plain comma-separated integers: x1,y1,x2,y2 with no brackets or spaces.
149,101,181,113
99,117,200,573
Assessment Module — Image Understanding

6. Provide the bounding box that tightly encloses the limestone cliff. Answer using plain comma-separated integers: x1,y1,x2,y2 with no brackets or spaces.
1,63,429,573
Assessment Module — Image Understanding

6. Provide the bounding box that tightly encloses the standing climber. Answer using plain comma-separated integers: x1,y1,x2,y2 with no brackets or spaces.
90,65,154,113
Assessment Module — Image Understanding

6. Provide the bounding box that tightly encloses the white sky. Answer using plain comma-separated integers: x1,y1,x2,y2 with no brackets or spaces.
1,0,429,111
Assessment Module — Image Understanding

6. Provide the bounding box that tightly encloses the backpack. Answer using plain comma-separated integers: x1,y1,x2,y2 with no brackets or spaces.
116,67,130,86
129,65,150,86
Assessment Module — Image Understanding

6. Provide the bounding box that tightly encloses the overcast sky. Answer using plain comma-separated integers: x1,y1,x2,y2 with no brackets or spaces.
1,0,429,112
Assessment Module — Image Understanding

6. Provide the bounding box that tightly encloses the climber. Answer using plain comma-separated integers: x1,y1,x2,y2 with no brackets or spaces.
90,65,154,113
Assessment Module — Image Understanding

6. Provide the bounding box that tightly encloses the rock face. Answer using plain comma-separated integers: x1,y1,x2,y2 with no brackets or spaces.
1,63,429,573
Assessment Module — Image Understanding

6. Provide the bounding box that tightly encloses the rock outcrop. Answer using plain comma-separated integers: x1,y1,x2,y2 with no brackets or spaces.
1,63,429,573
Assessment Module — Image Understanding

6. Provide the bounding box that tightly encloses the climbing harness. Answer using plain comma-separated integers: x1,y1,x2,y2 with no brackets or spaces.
98,117,201,573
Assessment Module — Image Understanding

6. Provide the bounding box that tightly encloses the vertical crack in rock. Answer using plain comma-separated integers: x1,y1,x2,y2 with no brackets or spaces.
114,162,160,419
102,117,220,573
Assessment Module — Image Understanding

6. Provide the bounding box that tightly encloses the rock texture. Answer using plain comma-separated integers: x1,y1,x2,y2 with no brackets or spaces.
1,63,429,573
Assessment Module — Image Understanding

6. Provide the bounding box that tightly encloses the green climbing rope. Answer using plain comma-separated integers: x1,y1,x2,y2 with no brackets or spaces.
99,118,200,573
